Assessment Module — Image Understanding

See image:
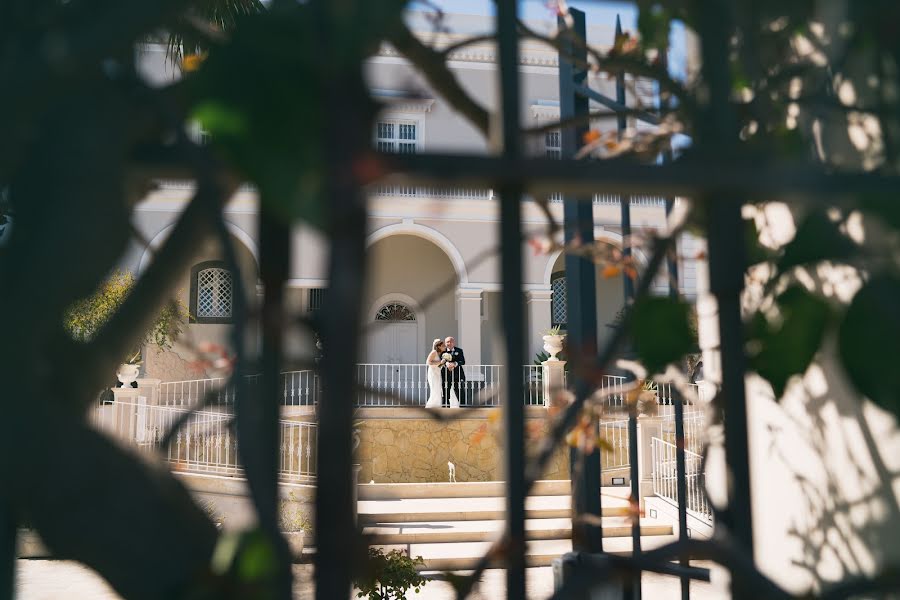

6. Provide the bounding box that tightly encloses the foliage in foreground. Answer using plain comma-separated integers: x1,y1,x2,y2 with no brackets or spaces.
355,548,427,600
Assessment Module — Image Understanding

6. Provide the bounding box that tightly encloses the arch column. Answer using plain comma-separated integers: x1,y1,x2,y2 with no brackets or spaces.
456,287,483,368
526,289,554,360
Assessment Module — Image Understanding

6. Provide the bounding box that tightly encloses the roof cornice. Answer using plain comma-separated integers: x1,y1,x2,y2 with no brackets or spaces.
378,43,558,68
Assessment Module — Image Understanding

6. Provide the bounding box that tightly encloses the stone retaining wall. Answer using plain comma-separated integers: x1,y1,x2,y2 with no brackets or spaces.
350,407,570,483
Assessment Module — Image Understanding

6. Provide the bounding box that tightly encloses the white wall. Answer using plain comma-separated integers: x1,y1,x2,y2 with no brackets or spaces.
695,209,900,594
363,235,458,363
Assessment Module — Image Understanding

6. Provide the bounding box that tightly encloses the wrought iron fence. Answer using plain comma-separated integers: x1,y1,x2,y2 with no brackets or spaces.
371,185,492,200
651,437,712,523
92,400,317,481
156,366,659,408
159,377,239,406
599,419,630,470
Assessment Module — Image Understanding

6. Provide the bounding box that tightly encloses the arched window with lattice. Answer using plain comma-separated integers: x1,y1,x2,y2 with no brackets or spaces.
190,261,233,324
374,303,416,321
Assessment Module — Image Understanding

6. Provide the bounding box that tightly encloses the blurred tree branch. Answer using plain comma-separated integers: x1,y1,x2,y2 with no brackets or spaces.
387,22,491,138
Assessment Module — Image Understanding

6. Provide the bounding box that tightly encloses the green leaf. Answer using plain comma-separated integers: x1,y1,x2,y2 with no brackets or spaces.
771,125,806,159
629,297,695,376
193,101,248,138
747,286,831,398
839,275,900,416
777,211,856,273
636,2,672,52
236,530,278,583
860,193,900,230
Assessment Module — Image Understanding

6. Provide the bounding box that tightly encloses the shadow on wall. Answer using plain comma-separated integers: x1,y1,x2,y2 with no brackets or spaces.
749,335,900,594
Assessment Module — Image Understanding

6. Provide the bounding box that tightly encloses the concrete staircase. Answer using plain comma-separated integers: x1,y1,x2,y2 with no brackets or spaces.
356,480,676,571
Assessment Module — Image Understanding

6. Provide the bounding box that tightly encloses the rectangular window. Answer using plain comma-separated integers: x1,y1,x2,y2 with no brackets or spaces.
545,131,562,201
545,130,561,158
307,288,326,313
375,120,418,154
191,263,233,323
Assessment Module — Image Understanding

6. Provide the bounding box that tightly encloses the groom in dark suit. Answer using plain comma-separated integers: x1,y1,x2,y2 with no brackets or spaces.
441,336,466,407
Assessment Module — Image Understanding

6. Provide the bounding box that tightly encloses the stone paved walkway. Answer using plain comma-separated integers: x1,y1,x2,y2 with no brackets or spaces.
16,560,729,599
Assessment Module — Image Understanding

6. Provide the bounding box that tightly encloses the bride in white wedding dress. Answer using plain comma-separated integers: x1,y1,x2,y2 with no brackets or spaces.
425,338,460,408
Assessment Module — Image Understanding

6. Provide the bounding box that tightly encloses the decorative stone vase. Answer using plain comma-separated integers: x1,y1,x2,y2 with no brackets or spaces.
542,334,565,361
284,531,305,557
116,363,141,388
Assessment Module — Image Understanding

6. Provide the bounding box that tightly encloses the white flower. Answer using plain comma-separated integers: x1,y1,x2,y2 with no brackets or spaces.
441,352,452,361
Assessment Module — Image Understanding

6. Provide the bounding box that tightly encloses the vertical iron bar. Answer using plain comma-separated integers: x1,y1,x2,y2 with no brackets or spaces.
615,16,641,599
672,388,690,600
316,174,368,600
312,4,371,596
665,165,690,600
696,2,754,597
497,1,526,597
250,207,292,597
1,502,14,599
615,14,636,302
558,7,604,555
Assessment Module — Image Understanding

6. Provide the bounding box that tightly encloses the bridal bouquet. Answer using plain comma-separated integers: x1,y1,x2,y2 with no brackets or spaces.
441,352,452,362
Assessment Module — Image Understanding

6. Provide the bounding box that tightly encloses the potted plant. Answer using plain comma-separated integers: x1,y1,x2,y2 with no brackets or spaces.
63,270,187,388
355,547,426,600
280,491,310,557
541,325,566,361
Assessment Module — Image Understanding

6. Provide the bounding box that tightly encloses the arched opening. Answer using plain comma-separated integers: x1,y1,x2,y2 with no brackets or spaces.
368,301,419,364
143,233,259,381
549,247,624,346
364,234,457,364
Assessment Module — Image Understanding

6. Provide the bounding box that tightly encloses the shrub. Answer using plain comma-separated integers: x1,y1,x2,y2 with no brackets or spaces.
279,492,310,532
63,270,187,364
355,547,426,600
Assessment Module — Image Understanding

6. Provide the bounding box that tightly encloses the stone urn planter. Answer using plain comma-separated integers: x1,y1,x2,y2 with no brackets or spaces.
116,363,141,388
542,334,565,361
280,490,309,559
284,531,306,557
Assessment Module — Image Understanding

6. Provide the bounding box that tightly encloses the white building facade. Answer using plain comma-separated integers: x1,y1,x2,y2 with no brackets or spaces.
128,14,701,381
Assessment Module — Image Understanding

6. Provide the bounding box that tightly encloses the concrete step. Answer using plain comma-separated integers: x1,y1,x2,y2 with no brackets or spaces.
358,494,632,523
357,479,575,500
371,535,680,571
364,517,672,544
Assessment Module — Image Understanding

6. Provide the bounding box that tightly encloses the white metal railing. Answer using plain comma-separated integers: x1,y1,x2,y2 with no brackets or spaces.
355,363,431,406
159,371,316,407
156,369,705,409
92,400,317,481
562,372,629,406
355,364,545,407
599,419,630,470
661,410,706,457
656,381,707,405
523,365,543,406
369,183,672,207
279,420,318,480
159,377,235,406
372,185,492,200
561,375,704,408
281,370,318,406
651,437,712,522
546,194,669,206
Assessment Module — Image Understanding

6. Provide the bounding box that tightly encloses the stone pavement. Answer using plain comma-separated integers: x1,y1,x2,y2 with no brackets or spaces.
16,560,729,599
